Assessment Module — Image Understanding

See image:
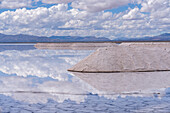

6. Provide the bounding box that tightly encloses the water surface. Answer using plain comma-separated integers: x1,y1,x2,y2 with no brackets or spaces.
0,44,169,113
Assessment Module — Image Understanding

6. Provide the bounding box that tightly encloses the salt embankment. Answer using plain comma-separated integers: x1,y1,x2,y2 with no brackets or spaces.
34,42,117,50
68,42,170,73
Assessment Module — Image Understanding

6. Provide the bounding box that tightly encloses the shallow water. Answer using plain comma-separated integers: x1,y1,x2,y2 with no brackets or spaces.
0,44,170,113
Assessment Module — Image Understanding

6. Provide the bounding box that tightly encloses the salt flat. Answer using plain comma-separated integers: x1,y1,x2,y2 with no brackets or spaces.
0,44,170,113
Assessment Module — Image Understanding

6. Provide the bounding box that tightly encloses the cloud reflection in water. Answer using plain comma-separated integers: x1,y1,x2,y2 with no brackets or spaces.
0,49,93,81
0,49,95,104
0,75,93,104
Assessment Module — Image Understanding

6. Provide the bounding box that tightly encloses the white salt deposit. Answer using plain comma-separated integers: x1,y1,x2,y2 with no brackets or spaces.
68,42,170,72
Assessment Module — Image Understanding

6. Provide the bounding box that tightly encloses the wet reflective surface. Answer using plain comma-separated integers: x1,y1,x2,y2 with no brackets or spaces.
0,44,170,113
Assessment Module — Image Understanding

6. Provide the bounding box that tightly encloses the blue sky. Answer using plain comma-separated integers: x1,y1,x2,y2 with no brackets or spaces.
0,0,169,39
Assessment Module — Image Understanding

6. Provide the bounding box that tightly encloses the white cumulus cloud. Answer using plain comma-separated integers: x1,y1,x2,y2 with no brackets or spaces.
122,7,145,20
71,0,131,12
0,0,35,9
42,0,74,4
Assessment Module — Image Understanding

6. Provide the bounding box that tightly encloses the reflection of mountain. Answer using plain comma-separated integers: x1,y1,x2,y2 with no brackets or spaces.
0,49,93,81
0,44,35,52
72,72,170,97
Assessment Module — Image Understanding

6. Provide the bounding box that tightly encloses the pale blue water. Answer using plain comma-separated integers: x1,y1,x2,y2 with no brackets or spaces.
0,44,169,113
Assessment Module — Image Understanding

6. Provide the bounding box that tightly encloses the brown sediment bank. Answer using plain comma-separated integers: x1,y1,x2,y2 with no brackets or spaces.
34,42,118,50
68,42,170,73
34,42,170,50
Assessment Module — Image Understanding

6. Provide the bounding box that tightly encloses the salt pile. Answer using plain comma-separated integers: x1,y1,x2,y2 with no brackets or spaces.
68,42,170,73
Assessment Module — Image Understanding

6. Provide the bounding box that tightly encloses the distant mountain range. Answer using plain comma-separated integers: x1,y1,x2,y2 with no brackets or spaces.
0,33,169,43
113,33,170,42
0,33,110,43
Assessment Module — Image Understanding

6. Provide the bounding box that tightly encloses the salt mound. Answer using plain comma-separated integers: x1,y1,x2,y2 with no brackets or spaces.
68,43,170,72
